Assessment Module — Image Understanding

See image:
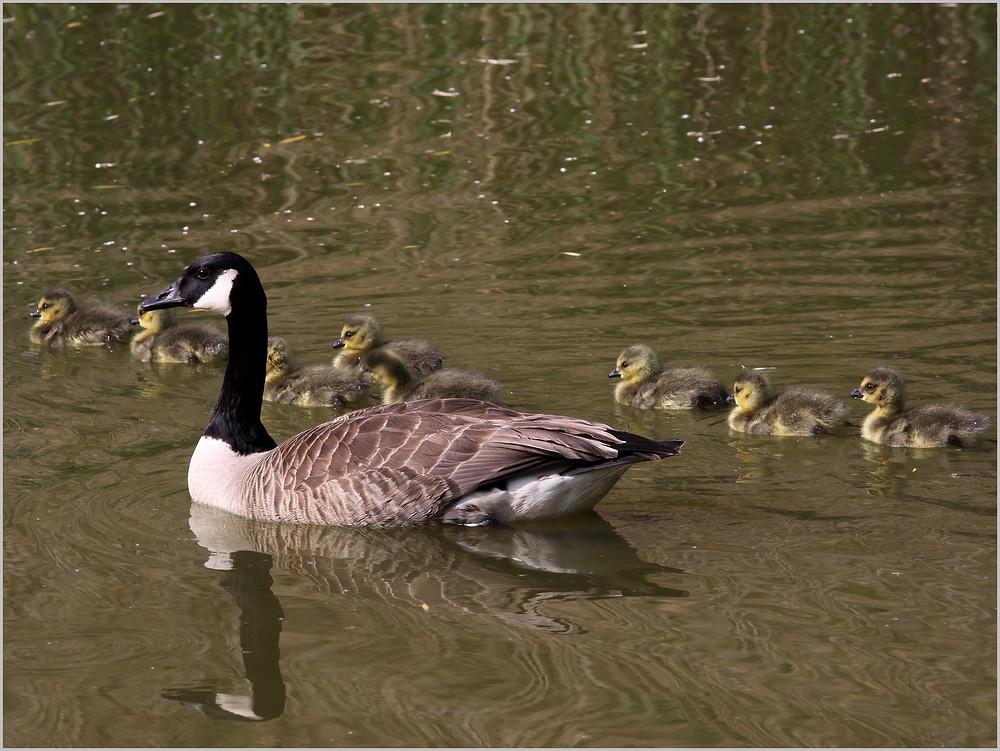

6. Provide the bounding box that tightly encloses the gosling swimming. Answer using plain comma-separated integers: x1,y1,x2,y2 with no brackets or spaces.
608,344,728,409
727,370,848,436
363,348,500,405
851,366,990,448
28,288,135,347
131,304,228,364
265,336,371,408
332,312,443,376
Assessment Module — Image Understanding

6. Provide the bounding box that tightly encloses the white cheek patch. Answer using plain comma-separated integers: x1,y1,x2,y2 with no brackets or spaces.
194,268,238,316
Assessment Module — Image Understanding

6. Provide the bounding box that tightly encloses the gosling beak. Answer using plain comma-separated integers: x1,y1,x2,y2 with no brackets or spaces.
331,338,345,349
28,308,41,319
726,394,736,404
608,368,621,379
850,387,864,399
130,317,140,325
140,278,186,312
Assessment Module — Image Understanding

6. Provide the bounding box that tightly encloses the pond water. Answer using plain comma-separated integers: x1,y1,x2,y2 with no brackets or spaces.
3,4,996,748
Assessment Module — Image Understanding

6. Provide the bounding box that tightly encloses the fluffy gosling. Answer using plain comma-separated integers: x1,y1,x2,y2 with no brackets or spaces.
29,289,134,346
728,370,848,436
850,366,990,448
608,344,728,409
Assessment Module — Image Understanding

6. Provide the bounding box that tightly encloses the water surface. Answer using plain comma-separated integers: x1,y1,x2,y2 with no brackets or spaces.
4,4,996,747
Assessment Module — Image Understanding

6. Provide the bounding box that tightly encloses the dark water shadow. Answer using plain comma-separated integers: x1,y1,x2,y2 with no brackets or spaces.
162,505,689,721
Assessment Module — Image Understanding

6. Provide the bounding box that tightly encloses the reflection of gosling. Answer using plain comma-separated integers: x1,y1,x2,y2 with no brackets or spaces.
608,344,728,409
265,337,370,408
331,312,443,376
131,305,228,364
851,366,990,447
363,348,500,405
29,289,134,346
727,370,848,436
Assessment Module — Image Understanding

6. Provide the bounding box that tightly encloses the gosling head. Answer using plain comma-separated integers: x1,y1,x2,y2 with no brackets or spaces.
29,289,77,324
332,313,383,354
609,344,661,384
851,367,905,413
132,302,177,331
360,348,411,390
265,336,296,379
728,370,777,411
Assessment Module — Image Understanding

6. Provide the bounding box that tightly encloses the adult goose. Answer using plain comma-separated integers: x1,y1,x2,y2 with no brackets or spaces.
851,366,990,448
140,253,683,526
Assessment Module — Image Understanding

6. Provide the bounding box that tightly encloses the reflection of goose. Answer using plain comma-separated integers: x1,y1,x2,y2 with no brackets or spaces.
162,550,284,722
139,253,682,526
850,367,990,447
162,506,689,721
189,504,688,632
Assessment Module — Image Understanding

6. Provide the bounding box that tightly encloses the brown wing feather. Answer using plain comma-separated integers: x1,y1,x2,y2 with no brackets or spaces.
249,399,679,525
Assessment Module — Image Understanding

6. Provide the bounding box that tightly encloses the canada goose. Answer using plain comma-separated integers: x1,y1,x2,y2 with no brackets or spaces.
727,370,848,436
131,304,229,364
331,312,443,377
363,348,501,405
139,252,682,526
608,344,728,409
850,367,990,447
28,288,135,346
264,336,371,408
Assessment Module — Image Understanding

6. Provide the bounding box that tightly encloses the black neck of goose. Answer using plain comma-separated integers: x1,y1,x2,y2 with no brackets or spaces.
204,277,278,454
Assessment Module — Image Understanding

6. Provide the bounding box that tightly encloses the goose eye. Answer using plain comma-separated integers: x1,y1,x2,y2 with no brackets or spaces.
196,267,211,280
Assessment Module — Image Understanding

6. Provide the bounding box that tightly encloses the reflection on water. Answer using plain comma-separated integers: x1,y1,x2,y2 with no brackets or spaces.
162,507,687,722
3,2,995,748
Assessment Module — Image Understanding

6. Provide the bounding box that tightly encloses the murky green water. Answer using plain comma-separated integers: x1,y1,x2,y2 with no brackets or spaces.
4,4,996,747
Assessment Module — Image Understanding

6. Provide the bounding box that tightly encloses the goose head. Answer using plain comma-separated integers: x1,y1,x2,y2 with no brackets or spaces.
332,313,383,354
140,252,262,318
609,344,661,384
132,302,177,331
727,370,776,411
29,289,76,324
851,367,904,414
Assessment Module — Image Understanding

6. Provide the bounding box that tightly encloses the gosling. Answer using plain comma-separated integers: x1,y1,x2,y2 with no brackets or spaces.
363,348,500,405
608,344,728,409
265,336,371,408
851,366,990,448
28,288,135,347
131,304,228,364
331,312,443,377
728,370,848,436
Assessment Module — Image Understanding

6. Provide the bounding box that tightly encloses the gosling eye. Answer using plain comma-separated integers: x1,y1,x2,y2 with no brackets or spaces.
733,386,742,395
343,331,354,340
864,382,876,392
619,361,629,369
41,303,51,310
